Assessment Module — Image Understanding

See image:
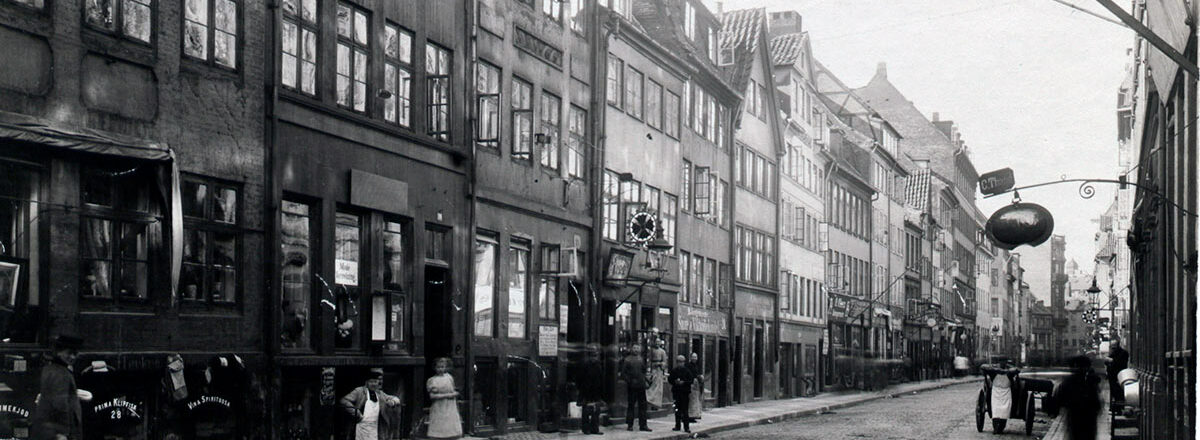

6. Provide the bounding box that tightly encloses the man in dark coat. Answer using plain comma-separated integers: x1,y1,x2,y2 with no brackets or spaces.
1055,355,1102,440
618,344,650,431
31,334,84,440
578,346,605,435
669,355,695,433
1105,339,1129,402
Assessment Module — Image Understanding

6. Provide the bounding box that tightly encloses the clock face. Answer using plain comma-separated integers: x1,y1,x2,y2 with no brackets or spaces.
627,211,658,243
926,317,938,328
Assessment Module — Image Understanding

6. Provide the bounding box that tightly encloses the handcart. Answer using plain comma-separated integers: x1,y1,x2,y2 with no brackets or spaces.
975,365,1062,436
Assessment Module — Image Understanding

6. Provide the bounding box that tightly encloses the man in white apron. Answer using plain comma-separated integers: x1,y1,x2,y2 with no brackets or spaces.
340,369,401,440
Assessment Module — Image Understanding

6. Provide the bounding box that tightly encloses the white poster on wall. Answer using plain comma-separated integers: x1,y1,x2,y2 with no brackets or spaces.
539,325,558,357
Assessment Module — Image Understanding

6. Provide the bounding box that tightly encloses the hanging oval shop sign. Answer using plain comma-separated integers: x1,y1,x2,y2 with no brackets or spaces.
985,202,1055,250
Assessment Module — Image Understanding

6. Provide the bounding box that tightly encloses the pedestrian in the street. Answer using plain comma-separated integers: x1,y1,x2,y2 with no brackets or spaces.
646,339,667,408
619,343,651,432
1054,355,1102,440
669,355,695,433
339,368,402,440
1104,339,1129,402
578,345,606,435
686,352,703,422
31,334,84,440
425,357,463,439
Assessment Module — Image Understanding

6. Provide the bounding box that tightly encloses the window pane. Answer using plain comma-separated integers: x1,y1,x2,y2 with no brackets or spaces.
182,229,207,299
123,0,152,43
383,221,405,291
119,261,147,298
214,187,237,223
215,29,236,68
336,3,351,37
82,260,112,298
473,239,497,337
182,181,207,217
181,261,204,300
280,200,312,349
508,245,528,338
212,265,236,302
119,222,148,260
86,0,116,31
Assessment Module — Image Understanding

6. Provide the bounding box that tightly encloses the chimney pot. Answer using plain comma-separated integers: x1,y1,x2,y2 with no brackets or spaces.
932,112,939,122
876,62,887,79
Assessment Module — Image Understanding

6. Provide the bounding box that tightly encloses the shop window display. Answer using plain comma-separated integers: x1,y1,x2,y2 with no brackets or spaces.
334,212,362,349
280,199,315,349
79,166,158,305
0,160,41,344
471,360,498,429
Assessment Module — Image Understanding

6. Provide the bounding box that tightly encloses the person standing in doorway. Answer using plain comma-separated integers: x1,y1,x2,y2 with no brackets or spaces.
426,357,463,439
619,344,650,432
687,352,703,423
31,334,84,440
669,355,695,433
1055,355,1102,440
339,368,402,440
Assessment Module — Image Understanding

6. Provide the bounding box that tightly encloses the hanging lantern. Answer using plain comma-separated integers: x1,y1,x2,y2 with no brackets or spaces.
985,202,1055,250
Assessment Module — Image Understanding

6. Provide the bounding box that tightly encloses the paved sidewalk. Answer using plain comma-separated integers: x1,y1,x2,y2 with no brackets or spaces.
470,377,981,440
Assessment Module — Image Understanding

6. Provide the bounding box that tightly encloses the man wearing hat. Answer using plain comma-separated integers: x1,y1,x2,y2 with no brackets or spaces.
339,368,402,440
31,334,84,440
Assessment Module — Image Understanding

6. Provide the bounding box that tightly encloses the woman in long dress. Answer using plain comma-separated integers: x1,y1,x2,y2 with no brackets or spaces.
646,340,668,408
426,358,463,439
687,352,703,421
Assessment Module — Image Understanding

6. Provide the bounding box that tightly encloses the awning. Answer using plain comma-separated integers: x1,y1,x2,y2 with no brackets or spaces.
0,110,183,301
1144,0,1191,95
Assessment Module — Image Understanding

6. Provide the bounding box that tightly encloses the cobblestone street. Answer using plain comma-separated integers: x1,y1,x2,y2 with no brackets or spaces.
711,382,1054,440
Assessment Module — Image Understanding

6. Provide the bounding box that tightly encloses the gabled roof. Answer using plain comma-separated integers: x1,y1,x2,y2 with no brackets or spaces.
630,0,736,100
854,66,956,160
719,8,767,94
769,32,808,66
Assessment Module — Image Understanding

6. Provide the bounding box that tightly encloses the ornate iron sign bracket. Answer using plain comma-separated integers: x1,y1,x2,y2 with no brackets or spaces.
982,176,1196,218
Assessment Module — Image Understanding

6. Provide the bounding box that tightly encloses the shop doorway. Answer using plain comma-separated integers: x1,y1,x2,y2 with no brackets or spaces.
733,335,742,403
424,265,452,360
753,325,763,398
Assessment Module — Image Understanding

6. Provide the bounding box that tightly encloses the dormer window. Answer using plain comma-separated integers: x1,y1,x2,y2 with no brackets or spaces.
719,46,734,66
684,1,696,40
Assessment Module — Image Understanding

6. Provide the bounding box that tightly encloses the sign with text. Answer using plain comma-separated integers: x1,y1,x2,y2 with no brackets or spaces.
538,325,558,357
978,168,1015,196
677,304,729,335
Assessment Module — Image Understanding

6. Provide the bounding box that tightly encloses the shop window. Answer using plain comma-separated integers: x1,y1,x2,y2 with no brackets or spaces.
384,23,414,126
333,211,362,349
507,241,530,338
472,360,499,429
7,0,43,9
280,199,315,349
473,236,498,337
381,220,409,348
511,77,534,161
181,177,240,305
475,61,501,149
426,42,452,141
538,244,558,320
566,106,586,179
335,2,369,112
506,362,529,424
80,166,157,304
85,0,153,43
281,0,318,95
0,160,43,343
615,302,631,345
538,92,561,171
183,0,239,68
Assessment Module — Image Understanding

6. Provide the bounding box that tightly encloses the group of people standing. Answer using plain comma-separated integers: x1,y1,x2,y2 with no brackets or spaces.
617,342,704,434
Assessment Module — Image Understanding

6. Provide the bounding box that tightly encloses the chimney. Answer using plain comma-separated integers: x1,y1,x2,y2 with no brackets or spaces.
876,62,887,79
932,112,939,122
767,10,802,38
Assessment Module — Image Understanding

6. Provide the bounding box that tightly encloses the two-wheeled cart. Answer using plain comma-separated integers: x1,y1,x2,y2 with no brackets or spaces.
975,366,1063,436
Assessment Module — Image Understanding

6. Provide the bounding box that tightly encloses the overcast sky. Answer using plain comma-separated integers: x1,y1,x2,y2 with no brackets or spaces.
713,0,1135,269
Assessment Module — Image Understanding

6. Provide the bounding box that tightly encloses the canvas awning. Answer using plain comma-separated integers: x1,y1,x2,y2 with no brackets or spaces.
0,110,184,301
1144,0,1191,95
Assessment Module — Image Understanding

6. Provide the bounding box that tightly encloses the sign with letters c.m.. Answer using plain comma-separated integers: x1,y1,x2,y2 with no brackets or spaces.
978,168,1015,196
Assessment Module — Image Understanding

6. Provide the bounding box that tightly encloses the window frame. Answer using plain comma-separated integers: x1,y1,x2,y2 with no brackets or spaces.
384,22,415,127
507,239,532,339
426,41,452,141
183,0,241,69
179,175,243,307
511,76,535,162
475,60,502,148
539,91,562,171
78,166,160,307
606,55,623,108
473,234,500,337
335,1,370,113
624,65,643,120
84,0,155,45
566,105,587,180
281,0,319,96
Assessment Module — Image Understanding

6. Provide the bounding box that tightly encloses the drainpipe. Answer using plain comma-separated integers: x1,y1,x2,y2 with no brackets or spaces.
264,1,283,437
464,0,479,432
589,5,617,347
